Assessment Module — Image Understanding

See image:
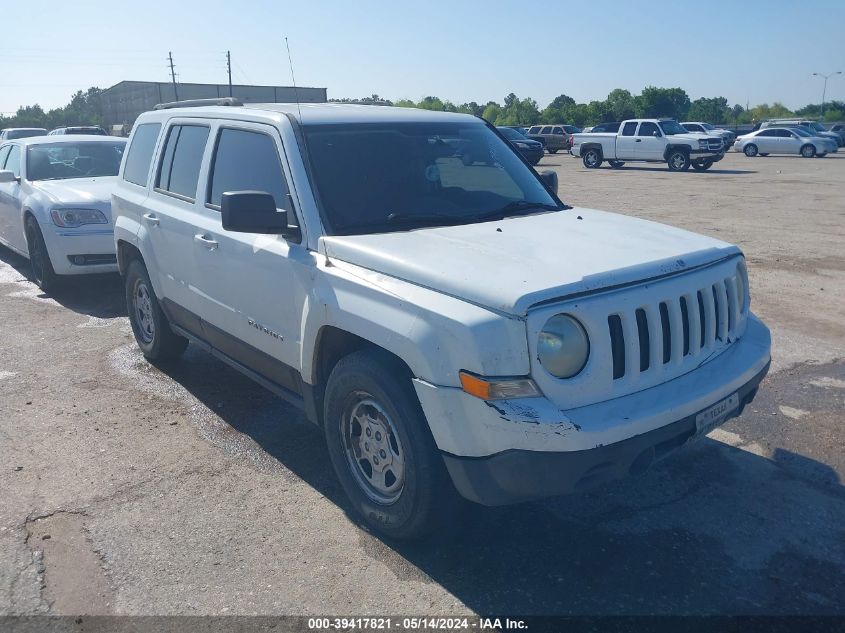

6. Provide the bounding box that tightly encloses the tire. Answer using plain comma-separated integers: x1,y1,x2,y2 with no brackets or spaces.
548,149,558,154
743,144,759,157
759,153,769,157
582,148,602,168
692,159,714,171
124,259,188,361
800,144,816,158
25,216,59,292
608,160,625,169
816,153,827,158
323,348,462,540
667,149,690,171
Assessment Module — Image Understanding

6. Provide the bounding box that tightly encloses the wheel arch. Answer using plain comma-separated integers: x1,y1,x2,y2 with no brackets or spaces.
663,144,691,160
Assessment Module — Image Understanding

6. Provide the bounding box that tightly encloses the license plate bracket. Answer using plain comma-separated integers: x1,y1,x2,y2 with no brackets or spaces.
695,392,740,436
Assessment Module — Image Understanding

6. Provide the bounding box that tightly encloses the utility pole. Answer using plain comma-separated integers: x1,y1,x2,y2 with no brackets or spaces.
168,51,179,101
226,51,233,97
812,71,842,116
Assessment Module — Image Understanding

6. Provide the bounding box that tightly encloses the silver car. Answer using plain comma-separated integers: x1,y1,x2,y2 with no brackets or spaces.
733,127,836,158
760,119,841,149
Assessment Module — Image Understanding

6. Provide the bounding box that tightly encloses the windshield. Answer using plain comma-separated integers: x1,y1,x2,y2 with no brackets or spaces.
26,141,126,181
807,122,825,132
791,127,812,137
498,127,527,141
658,120,688,135
303,121,562,235
7,129,46,140
701,123,715,130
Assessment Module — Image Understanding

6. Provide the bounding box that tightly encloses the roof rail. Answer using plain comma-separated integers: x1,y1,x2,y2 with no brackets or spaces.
153,97,243,110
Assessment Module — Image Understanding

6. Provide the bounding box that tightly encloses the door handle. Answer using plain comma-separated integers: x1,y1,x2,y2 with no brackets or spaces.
194,234,219,250
142,213,159,226
635,139,642,142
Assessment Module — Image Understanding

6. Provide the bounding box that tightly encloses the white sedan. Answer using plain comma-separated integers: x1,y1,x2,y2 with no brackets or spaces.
0,135,126,290
733,127,837,158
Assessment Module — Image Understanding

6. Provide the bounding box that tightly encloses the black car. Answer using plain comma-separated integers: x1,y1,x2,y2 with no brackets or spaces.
497,126,544,165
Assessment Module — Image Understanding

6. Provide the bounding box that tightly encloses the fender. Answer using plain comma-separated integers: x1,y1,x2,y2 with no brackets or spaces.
663,143,692,161
580,142,604,156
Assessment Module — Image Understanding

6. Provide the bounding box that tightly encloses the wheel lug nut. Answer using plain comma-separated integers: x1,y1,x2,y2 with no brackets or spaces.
366,427,372,437
380,449,386,459
375,431,382,441
373,456,379,465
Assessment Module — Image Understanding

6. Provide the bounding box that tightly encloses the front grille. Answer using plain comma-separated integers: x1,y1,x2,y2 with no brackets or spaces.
606,274,744,381
707,138,723,150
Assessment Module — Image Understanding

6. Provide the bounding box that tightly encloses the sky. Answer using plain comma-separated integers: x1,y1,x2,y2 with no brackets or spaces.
2,0,844,116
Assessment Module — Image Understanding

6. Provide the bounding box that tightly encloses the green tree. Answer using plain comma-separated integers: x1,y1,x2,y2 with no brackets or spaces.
457,101,484,117
497,93,540,126
687,96,730,123
605,88,637,121
636,86,691,119
481,102,502,124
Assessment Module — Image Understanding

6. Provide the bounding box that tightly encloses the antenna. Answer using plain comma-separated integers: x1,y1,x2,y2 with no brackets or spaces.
285,37,303,123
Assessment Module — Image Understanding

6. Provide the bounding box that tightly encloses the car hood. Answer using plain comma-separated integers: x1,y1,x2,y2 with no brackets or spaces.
31,177,116,207
321,208,740,317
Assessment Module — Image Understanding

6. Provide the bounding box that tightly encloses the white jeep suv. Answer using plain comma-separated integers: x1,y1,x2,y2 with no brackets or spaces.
113,100,771,539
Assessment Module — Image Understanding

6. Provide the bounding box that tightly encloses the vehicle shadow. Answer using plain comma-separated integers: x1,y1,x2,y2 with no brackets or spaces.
597,166,756,175
0,246,124,319
154,348,845,615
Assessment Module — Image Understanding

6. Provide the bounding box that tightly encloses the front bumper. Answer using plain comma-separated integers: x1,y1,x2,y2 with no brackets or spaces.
414,314,771,505
41,225,118,275
519,147,544,164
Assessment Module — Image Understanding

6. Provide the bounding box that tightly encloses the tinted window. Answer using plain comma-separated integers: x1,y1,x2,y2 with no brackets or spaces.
27,141,126,181
552,127,564,135
208,129,289,209
5,145,21,177
540,126,552,134
7,129,46,140
497,127,525,141
124,124,161,186
157,124,209,199
776,129,792,138
638,122,659,137
757,130,777,137
0,145,10,168
621,122,638,136
686,124,702,132
528,127,540,134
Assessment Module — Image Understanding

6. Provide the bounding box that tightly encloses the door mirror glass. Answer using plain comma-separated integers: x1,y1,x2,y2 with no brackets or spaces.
221,191,289,235
0,170,17,184
539,170,558,194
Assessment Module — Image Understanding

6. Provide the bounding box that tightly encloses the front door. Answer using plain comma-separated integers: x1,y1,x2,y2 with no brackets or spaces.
634,121,665,160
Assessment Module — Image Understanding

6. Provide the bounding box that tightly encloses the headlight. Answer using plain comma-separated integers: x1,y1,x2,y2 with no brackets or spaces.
50,208,108,228
514,141,529,149
538,314,590,378
736,260,749,311
698,139,709,149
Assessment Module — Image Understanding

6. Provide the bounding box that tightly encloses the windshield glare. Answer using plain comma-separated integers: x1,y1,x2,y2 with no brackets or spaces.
26,142,126,181
303,122,560,235
659,120,688,135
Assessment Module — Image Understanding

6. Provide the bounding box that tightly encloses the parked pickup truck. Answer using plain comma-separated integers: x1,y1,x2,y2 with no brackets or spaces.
571,119,726,171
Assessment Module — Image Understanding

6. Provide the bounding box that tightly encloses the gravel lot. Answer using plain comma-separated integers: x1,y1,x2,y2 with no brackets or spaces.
1,151,843,616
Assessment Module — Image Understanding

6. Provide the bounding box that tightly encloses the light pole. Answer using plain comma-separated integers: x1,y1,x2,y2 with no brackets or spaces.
812,71,842,117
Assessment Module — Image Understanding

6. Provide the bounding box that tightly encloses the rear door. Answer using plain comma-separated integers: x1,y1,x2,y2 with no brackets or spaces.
189,121,308,390
551,126,566,149
615,121,639,159
754,130,777,153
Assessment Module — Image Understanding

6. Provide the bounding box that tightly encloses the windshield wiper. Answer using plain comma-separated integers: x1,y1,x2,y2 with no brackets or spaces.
471,200,563,222
385,211,467,227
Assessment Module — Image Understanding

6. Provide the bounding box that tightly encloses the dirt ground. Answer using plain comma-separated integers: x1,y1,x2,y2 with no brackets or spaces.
1,151,843,616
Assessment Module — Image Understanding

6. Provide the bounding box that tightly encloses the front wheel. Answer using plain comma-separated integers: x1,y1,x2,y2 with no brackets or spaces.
667,150,690,171
608,160,625,169
743,144,759,157
582,148,602,168
800,144,816,158
323,349,461,540
124,259,188,361
25,216,59,292
692,159,714,171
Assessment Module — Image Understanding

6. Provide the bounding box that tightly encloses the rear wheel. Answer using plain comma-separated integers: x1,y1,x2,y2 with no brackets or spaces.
25,216,59,292
667,149,690,171
124,259,188,361
692,159,714,171
323,349,462,540
608,160,625,169
548,149,558,154
800,144,816,158
582,148,602,168
743,144,759,157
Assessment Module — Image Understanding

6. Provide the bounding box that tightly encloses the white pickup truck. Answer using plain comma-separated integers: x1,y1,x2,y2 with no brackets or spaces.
572,119,726,171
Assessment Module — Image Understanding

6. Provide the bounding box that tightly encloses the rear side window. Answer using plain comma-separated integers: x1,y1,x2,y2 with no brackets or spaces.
758,130,776,137
540,126,552,134
123,123,162,186
156,124,210,200
207,128,289,209
638,122,659,137
528,126,540,134
552,127,564,135
622,122,638,136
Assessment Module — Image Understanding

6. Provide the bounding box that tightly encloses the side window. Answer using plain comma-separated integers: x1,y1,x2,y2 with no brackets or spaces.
123,123,162,186
5,145,21,177
758,130,776,137
638,122,659,137
776,129,792,138
156,124,210,200
207,128,289,209
528,126,540,134
621,122,638,136
687,124,702,132
552,127,564,135
540,126,552,134
0,145,10,169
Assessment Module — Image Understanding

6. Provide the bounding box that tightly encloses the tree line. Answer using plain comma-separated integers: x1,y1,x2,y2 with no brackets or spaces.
2,85,842,130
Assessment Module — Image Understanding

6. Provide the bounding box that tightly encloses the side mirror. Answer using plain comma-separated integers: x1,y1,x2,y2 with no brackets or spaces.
0,170,18,184
221,191,289,235
652,131,661,138
539,170,558,194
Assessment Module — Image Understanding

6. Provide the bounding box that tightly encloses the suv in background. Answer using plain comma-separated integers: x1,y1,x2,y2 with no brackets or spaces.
49,126,108,136
525,124,578,153
0,128,48,141
113,99,770,540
